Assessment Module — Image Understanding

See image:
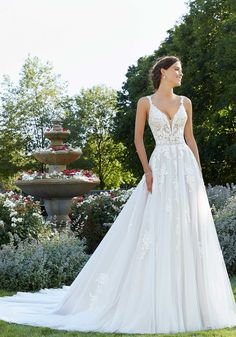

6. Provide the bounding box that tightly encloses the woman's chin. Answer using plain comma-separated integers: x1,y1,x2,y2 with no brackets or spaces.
173,81,181,88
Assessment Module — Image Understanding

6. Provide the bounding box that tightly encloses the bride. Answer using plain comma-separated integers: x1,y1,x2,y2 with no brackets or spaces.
0,55,236,334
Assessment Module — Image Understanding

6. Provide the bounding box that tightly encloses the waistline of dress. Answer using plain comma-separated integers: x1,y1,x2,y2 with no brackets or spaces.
154,141,186,147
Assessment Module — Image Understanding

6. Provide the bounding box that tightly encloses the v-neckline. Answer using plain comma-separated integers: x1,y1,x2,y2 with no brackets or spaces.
149,95,183,125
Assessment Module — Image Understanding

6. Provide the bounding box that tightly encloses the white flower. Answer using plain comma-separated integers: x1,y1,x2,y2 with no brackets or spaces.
6,191,14,197
32,212,42,219
19,168,98,182
3,199,15,208
11,217,23,224
21,174,33,181
0,220,4,227
44,220,53,226
10,211,17,217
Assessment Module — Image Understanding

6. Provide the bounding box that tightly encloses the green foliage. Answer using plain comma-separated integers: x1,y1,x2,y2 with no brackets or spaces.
70,189,134,254
64,85,137,189
83,134,137,189
15,56,67,151
0,56,67,185
202,183,236,276
0,319,236,337
64,85,118,148
207,183,236,211
214,195,236,276
0,232,89,291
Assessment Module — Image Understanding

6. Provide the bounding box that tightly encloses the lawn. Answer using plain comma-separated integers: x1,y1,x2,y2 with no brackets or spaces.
1,278,236,337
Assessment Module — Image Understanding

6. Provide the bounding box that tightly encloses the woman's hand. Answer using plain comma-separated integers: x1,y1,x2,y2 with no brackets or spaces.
145,170,153,193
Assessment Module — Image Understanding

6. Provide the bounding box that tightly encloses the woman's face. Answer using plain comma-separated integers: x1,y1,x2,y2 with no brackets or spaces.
162,61,183,87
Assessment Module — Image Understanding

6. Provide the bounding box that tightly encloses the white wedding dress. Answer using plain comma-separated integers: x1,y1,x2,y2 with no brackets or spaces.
1,95,236,334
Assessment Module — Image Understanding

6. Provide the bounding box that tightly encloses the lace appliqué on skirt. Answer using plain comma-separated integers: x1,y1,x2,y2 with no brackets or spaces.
89,272,110,309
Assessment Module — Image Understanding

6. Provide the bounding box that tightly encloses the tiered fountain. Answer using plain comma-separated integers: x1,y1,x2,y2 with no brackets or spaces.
16,119,100,227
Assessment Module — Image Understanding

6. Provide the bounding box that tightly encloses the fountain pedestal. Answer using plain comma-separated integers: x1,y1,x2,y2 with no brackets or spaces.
44,199,72,223
49,165,66,173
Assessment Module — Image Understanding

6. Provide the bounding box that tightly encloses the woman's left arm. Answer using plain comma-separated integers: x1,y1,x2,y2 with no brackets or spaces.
183,96,202,171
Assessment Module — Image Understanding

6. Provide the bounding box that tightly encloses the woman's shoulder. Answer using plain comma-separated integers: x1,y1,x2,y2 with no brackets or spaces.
179,95,192,104
178,95,192,111
136,95,151,108
178,95,192,116
138,95,151,102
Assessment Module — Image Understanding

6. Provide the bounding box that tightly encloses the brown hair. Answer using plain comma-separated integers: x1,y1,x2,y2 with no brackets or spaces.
149,55,181,90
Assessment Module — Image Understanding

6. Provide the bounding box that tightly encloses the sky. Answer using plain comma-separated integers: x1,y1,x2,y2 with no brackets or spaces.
0,0,189,95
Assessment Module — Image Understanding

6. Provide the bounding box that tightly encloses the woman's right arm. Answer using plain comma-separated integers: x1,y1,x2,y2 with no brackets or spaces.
134,97,153,192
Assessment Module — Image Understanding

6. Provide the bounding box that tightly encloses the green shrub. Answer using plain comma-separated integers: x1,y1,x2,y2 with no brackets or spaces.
0,232,90,291
70,189,134,254
214,195,236,276
207,183,235,212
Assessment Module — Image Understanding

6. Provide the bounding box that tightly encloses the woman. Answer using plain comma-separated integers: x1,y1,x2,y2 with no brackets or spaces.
0,55,236,334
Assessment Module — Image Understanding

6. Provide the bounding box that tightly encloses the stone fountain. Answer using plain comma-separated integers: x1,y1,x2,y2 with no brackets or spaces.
16,119,100,227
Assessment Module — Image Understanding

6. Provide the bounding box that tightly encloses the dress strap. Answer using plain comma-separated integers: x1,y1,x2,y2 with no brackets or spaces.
146,95,152,104
180,96,184,105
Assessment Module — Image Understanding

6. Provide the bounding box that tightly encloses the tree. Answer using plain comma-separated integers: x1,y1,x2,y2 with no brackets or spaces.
16,55,67,152
63,85,137,189
0,55,67,184
83,134,137,189
0,55,67,151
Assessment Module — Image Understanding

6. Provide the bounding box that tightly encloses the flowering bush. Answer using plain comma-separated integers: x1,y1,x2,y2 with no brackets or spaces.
70,188,134,254
0,232,90,291
0,191,55,246
17,169,98,182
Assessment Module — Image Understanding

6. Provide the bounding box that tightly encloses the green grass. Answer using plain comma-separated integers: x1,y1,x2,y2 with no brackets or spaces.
1,277,236,337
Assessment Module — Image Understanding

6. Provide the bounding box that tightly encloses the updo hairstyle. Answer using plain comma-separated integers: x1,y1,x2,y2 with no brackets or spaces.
149,55,181,90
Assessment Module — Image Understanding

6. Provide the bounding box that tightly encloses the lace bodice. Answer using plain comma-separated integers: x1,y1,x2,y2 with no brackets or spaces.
147,95,187,145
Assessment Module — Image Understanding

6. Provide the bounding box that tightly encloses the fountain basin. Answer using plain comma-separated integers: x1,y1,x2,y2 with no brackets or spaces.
34,150,82,165
44,131,70,142
16,178,100,198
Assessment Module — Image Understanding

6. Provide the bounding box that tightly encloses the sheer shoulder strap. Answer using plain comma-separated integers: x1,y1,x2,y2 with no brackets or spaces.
146,95,152,109
180,96,184,105
146,95,152,103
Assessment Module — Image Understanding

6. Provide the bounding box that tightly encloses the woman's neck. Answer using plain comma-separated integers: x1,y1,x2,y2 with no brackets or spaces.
154,84,174,98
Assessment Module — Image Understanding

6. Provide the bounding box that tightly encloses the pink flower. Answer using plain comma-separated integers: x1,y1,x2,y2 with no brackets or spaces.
50,145,68,151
